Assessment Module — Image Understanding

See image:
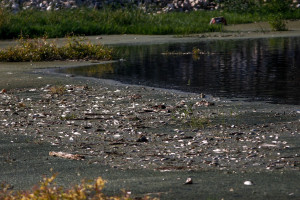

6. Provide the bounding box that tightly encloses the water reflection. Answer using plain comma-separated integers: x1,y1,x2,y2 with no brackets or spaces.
59,37,300,105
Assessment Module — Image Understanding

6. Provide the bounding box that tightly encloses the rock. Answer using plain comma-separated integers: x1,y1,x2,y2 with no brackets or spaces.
136,135,148,142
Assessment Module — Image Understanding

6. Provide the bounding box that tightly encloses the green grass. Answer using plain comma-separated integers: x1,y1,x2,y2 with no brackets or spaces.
268,14,288,31
1,1,300,40
1,7,299,40
0,8,222,38
173,104,212,129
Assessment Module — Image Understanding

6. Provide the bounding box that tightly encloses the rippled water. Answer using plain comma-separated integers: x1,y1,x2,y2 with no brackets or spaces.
59,37,300,105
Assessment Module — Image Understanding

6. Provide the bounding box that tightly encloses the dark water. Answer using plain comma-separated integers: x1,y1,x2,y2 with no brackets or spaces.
59,37,300,105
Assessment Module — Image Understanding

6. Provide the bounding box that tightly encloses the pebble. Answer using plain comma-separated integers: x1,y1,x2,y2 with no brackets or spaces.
136,135,148,142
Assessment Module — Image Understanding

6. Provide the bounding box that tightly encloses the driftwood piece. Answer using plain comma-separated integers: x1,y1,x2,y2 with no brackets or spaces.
49,151,85,160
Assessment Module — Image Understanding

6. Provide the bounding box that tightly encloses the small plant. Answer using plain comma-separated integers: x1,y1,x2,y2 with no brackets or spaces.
268,14,288,31
18,102,26,108
189,116,211,129
0,174,156,200
61,113,77,120
175,104,211,129
257,23,267,34
192,47,201,60
192,47,201,55
60,36,113,61
49,85,66,95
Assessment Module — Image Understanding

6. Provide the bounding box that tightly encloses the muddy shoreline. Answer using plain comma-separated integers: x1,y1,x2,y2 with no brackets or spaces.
0,25,300,199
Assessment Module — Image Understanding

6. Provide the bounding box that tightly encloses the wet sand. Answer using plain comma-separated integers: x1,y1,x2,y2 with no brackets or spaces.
0,21,300,199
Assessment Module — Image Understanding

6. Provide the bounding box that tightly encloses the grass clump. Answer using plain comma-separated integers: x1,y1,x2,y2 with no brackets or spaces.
268,14,288,31
0,36,113,62
60,113,78,121
49,85,66,95
0,174,156,200
174,104,211,129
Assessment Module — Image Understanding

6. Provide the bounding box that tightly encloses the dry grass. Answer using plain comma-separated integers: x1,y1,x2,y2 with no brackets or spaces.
49,85,66,95
0,174,158,200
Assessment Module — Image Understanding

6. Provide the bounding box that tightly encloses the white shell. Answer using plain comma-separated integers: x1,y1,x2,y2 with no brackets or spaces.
185,177,193,184
244,181,253,186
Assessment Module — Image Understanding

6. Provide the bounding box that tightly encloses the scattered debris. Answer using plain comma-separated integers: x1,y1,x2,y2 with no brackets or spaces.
49,151,85,160
0,84,299,172
210,17,227,25
259,143,279,148
195,100,215,106
0,89,7,94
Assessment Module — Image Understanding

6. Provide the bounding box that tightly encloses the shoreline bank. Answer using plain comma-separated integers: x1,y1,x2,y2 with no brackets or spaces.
0,26,300,199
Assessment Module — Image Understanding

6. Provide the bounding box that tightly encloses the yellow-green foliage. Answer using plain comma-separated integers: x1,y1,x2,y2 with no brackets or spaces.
0,174,156,200
49,85,66,95
192,47,201,55
0,36,113,62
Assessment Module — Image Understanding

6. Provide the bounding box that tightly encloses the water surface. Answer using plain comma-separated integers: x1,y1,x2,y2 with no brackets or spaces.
59,37,300,105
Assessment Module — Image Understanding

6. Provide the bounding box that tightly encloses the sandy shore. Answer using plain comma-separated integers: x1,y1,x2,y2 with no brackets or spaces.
0,21,300,199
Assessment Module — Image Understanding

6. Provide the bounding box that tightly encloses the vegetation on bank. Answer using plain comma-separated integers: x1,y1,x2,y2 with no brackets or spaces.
0,0,299,39
0,174,156,200
0,37,113,62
